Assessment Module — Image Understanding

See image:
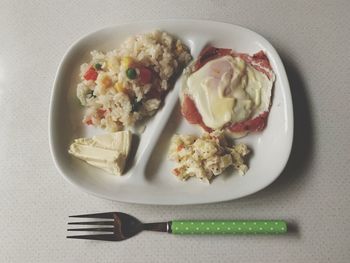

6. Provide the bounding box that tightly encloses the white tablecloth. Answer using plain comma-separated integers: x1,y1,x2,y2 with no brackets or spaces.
1,1,349,262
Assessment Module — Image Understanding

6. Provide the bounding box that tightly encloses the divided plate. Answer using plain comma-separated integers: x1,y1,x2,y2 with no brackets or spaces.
49,19,293,205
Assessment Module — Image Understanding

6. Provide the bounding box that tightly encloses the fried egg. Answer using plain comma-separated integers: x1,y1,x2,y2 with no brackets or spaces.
181,50,274,136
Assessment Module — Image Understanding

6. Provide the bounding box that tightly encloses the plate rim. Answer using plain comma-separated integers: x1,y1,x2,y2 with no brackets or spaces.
48,18,294,205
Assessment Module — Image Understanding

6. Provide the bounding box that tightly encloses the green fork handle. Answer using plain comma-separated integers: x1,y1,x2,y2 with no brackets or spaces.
171,220,287,235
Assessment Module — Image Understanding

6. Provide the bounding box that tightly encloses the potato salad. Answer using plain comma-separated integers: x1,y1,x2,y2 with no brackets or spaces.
168,131,250,182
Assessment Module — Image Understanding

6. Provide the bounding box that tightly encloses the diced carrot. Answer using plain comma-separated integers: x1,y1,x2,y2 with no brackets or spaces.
177,144,184,152
97,108,106,118
101,75,112,87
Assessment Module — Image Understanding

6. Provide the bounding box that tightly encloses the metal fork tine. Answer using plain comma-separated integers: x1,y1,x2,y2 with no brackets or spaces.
67,234,116,241
67,227,114,232
68,221,114,225
69,212,114,219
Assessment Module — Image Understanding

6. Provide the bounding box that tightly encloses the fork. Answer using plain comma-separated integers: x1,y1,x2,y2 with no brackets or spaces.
67,212,287,241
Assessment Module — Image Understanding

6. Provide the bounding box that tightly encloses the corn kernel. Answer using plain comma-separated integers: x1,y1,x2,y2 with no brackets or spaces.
114,82,124,93
121,56,133,68
107,59,112,69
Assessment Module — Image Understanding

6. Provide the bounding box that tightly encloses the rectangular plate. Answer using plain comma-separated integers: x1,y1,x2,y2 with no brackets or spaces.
49,19,293,205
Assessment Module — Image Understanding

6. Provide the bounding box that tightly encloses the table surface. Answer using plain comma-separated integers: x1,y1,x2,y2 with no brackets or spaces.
1,0,349,262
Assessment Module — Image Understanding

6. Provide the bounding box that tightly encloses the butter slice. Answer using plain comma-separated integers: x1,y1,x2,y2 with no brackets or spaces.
68,131,132,175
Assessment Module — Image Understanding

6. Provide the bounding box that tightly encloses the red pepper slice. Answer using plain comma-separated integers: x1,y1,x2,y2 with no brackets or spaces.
83,66,98,81
139,67,152,85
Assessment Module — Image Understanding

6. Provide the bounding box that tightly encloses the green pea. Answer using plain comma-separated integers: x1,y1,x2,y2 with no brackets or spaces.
94,63,102,70
126,68,137,79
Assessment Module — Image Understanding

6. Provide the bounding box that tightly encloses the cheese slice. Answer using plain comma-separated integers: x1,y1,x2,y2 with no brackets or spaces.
68,131,132,175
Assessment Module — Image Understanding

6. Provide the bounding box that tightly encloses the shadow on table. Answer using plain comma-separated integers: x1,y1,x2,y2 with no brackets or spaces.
287,221,299,236
245,52,315,201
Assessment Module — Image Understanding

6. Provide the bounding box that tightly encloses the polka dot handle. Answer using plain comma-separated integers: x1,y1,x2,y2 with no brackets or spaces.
171,220,287,235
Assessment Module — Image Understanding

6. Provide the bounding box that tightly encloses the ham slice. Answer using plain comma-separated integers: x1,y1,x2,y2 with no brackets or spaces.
181,95,212,132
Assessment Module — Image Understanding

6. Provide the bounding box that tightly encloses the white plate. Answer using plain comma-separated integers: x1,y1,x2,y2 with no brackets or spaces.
49,19,293,205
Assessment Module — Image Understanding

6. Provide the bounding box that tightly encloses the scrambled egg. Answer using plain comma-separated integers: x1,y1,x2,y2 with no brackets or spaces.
168,131,250,182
